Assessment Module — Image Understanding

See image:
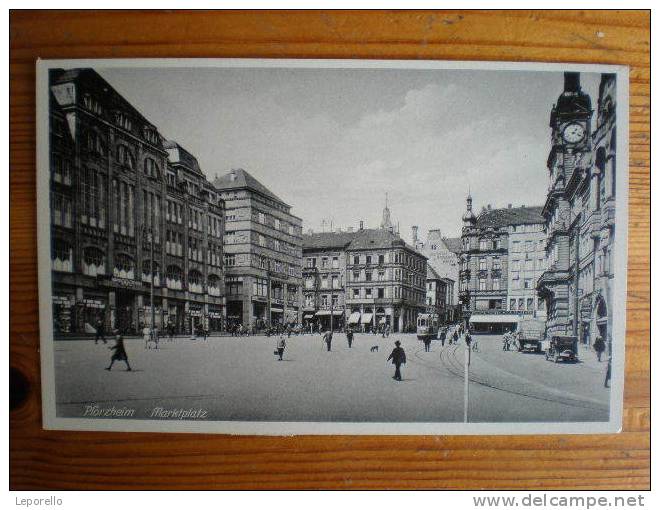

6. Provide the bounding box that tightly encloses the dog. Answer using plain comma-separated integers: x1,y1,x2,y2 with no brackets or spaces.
370,345,379,352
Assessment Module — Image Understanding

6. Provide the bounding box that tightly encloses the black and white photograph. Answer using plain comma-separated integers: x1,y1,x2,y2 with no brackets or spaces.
36,59,628,435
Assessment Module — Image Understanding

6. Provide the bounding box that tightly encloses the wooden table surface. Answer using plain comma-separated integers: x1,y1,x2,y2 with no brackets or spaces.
9,10,650,490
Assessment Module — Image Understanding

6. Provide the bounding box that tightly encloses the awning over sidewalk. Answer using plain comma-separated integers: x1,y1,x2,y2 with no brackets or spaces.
469,314,520,324
303,314,314,319
361,313,373,324
315,310,330,316
332,311,344,316
348,312,361,324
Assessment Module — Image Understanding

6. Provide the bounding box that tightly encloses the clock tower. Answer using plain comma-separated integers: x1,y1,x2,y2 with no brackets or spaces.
538,71,595,338
550,72,592,154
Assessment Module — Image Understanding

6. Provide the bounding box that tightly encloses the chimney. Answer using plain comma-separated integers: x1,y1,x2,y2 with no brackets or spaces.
411,225,419,244
564,72,580,93
487,204,492,210
359,220,364,230
508,203,512,209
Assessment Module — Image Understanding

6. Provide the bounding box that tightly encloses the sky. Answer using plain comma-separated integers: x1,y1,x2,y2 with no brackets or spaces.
96,65,601,245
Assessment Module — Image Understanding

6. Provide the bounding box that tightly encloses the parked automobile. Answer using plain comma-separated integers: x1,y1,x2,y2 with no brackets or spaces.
517,319,546,353
545,335,578,363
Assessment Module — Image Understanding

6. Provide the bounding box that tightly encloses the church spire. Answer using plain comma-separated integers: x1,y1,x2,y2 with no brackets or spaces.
380,192,394,231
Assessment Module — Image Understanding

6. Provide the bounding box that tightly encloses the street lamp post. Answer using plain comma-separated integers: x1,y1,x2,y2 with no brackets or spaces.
143,224,156,347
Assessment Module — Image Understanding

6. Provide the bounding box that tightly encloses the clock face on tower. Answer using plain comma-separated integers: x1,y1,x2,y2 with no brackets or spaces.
562,122,586,144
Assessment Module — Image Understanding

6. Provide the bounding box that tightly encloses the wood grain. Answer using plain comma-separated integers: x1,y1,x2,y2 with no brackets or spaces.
9,10,650,490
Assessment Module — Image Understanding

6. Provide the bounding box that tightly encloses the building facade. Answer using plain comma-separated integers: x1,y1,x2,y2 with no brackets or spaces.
537,72,617,352
301,231,355,331
213,168,303,330
345,227,427,333
413,227,461,307
459,197,546,333
425,266,455,324
49,68,225,336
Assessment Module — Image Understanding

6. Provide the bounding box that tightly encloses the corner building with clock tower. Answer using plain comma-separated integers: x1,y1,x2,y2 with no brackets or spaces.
537,72,617,355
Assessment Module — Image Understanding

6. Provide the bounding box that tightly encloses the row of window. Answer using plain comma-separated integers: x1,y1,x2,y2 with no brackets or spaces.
305,256,340,269
51,242,221,293
81,94,159,145
305,294,340,308
255,211,299,236
510,239,545,253
223,254,300,277
305,275,342,290
509,297,544,312
347,286,425,303
347,252,423,271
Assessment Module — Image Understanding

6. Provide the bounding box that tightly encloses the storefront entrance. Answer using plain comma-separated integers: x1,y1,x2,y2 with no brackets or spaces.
115,291,135,334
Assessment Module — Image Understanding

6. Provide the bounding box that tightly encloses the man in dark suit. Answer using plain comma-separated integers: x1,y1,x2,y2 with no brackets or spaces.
387,340,406,381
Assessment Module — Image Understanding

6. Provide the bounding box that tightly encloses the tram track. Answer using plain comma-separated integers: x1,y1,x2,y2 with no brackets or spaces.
411,343,608,413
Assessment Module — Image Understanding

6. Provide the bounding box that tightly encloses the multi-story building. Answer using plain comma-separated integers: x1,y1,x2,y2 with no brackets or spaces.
301,231,355,331
537,72,617,352
507,221,547,318
345,225,427,333
425,266,455,324
213,168,303,330
163,142,226,334
459,197,545,333
413,227,461,308
49,68,225,336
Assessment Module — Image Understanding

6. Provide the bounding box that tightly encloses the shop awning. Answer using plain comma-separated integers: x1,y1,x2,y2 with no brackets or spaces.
469,314,520,324
332,311,344,316
348,312,361,324
315,310,331,316
303,314,314,319
361,313,373,324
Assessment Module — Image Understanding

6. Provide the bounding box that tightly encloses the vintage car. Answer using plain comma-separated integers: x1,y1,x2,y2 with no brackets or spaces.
516,319,546,353
545,335,578,363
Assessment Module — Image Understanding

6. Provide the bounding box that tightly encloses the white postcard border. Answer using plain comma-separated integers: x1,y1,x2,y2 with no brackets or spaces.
36,58,629,435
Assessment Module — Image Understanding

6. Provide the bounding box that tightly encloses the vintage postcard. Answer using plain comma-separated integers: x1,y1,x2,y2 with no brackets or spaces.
36,58,628,434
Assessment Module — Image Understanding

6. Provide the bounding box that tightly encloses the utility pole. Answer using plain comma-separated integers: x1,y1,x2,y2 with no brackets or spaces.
464,340,470,423
150,225,155,342
267,259,272,327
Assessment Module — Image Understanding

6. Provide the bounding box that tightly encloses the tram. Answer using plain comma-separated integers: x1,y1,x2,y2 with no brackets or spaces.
416,313,439,341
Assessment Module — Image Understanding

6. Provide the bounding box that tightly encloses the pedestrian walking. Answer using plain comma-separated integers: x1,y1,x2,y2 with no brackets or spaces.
167,321,175,342
387,340,406,381
465,331,472,349
142,324,152,349
323,330,333,352
453,330,459,345
423,337,431,352
106,334,132,371
593,336,606,362
440,328,446,347
275,335,286,361
346,328,354,348
94,318,107,344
